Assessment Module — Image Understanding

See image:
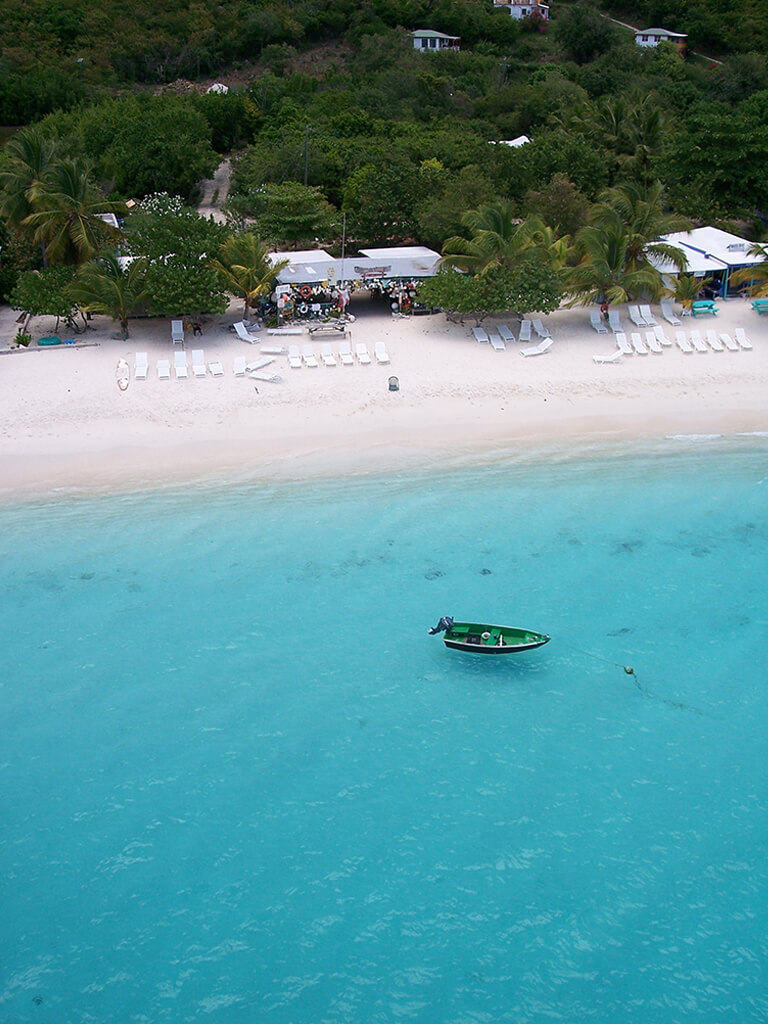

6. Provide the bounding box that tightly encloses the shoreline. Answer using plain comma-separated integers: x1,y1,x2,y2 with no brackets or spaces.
2,298,767,504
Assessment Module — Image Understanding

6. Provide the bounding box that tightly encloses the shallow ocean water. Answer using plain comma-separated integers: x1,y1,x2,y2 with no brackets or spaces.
2,439,767,1024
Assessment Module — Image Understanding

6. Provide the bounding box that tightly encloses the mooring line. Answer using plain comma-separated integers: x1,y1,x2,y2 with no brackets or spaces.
561,642,706,716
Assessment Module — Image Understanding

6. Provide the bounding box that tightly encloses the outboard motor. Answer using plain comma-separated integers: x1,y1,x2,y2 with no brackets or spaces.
428,616,454,635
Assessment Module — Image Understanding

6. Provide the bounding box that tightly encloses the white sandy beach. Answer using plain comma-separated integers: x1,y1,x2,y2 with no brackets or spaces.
1,297,767,501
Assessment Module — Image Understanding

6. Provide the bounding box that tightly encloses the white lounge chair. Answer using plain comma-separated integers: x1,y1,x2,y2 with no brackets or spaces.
191,349,206,377
245,357,274,373
661,300,681,326
608,310,623,333
321,343,337,367
157,358,171,379
472,326,490,343
268,326,303,335
675,331,693,354
653,325,672,346
629,305,647,327
630,332,648,355
590,310,608,334
615,332,632,354
705,330,724,352
233,356,247,376
288,345,302,369
689,330,707,353
250,371,283,384
174,350,188,378
489,333,506,351
208,359,224,376
734,327,752,350
356,343,371,365
498,324,516,342
532,318,551,339
260,344,286,355
645,330,662,354
720,333,739,352
302,344,319,367
519,319,532,341
593,349,622,364
374,341,390,364
171,319,184,345
338,340,354,366
640,304,657,325
521,337,553,357
134,352,148,380
233,321,260,344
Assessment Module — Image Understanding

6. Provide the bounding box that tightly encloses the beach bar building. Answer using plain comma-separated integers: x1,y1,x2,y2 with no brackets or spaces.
653,227,764,296
269,245,442,317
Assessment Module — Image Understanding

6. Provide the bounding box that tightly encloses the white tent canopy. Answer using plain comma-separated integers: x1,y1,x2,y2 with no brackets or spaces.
270,246,442,286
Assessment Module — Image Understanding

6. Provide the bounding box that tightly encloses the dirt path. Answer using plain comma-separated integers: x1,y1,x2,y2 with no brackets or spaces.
197,158,231,223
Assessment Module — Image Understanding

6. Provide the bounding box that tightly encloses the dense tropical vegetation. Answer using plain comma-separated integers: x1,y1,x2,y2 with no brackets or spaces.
3,0,768,323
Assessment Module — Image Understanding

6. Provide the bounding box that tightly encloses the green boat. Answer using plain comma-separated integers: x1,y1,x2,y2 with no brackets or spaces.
428,616,550,655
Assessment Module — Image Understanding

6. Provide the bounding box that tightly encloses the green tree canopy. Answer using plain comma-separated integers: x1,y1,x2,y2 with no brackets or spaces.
226,182,338,249
10,265,77,321
123,193,230,315
76,96,219,202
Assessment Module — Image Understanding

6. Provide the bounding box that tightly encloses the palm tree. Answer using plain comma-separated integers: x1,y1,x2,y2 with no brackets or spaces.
593,182,689,270
210,232,288,317
68,253,148,339
24,159,125,267
442,203,567,276
563,182,689,307
563,212,666,306
673,274,711,310
0,128,58,258
441,201,519,274
556,93,666,186
730,243,768,297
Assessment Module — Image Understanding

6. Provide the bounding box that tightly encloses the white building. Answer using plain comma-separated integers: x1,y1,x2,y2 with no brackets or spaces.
493,0,550,21
635,27,687,49
411,29,460,52
653,227,763,295
497,135,531,148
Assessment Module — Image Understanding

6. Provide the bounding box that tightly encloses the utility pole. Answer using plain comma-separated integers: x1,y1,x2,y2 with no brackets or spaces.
340,211,346,284
303,124,310,186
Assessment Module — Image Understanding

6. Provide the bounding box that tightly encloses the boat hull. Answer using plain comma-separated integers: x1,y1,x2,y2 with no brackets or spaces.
441,622,550,655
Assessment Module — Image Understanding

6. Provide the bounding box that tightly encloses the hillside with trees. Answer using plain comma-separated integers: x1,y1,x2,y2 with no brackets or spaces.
3,0,768,325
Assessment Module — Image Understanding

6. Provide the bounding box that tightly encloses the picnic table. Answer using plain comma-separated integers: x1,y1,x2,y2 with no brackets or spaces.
751,298,768,315
691,300,718,317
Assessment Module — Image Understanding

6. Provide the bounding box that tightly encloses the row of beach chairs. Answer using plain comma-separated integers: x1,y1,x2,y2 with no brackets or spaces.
472,319,553,356
287,341,388,367
594,326,752,362
591,301,683,335
134,350,282,381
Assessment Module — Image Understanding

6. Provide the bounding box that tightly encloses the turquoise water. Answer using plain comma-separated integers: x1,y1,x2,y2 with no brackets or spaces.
2,440,767,1023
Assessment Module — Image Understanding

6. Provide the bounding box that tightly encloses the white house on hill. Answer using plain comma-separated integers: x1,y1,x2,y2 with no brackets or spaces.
411,30,460,52
493,0,550,20
635,27,687,49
